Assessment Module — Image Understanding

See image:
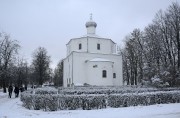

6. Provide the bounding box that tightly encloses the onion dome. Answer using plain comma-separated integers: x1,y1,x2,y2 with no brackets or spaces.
85,20,97,28
85,13,97,28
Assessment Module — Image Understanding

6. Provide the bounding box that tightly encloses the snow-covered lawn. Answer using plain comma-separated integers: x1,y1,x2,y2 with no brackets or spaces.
0,92,180,118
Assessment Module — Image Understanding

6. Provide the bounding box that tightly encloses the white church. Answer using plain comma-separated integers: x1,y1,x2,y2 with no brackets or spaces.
63,15,123,87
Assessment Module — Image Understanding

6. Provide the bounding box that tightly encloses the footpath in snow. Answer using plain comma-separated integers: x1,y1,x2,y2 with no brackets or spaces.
0,92,180,118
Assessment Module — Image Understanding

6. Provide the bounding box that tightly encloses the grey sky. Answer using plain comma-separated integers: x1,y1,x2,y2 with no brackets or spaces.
0,0,178,68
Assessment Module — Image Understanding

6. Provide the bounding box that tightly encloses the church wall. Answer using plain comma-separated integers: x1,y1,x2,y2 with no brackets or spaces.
88,37,116,54
72,52,89,85
63,53,73,87
67,37,117,56
111,54,123,86
87,61,114,86
72,52,123,86
67,37,88,55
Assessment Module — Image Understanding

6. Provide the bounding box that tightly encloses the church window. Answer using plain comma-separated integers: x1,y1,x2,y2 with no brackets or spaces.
102,70,107,78
97,43,100,50
69,78,71,84
79,43,82,50
93,65,98,68
113,73,116,78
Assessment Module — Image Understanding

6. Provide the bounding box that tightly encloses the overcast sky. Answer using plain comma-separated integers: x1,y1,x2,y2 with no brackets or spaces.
0,0,178,69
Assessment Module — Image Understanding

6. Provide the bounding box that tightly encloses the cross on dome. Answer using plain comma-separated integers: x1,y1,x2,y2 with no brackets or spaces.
90,13,93,20
85,14,97,28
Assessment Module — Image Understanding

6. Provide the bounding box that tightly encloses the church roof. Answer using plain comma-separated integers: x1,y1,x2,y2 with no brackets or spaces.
81,34,101,38
66,35,116,45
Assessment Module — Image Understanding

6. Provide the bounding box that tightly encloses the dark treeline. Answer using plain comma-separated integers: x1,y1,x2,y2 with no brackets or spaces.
0,33,63,93
122,2,180,87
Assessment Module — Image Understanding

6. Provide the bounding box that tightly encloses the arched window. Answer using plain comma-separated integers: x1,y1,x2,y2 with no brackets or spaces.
79,43,82,50
97,43,100,50
102,70,107,78
113,73,116,78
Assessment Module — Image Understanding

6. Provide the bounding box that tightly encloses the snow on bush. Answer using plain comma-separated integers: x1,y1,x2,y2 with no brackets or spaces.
21,93,59,111
58,86,180,95
58,94,106,110
58,86,160,95
21,93,106,111
20,87,180,111
21,92,33,109
35,87,58,94
108,91,180,108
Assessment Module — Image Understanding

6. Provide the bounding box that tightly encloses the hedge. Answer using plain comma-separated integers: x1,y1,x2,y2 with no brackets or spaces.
58,86,180,95
21,93,106,111
35,87,58,94
21,92,58,111
21,90,180,111
108,91,180,108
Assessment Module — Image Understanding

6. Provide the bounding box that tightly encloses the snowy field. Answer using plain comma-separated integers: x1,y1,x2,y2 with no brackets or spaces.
0,92,180,118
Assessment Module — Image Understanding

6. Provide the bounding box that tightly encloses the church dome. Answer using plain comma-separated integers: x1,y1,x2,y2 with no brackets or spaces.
85,14,97,28
85,20,97,28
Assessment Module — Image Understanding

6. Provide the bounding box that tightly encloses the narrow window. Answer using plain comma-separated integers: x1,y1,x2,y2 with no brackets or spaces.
79,43,82,50
69,78,71,84
113,73,116,78
97,43,100,50
102,70,107,78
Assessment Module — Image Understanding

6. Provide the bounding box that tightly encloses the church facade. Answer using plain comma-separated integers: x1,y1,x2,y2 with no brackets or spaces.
63,16,123,87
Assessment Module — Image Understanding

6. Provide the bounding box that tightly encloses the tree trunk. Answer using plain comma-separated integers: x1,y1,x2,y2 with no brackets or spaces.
2,78,6,93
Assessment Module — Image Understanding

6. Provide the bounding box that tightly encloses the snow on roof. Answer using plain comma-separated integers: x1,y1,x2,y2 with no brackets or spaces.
74,83,84,86
81,34,101,38
88,58,113,62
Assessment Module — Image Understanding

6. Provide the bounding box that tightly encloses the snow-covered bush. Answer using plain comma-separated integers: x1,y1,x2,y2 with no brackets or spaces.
32,94,59,111
43,94,59,111
35,87,58,94
21,90,58,111
59,94,107,110
58,86,161,95
58,86,180,95
21,92,33,109
108,91,180,108
21,87,180,111
33,94,44,110
21,93,106,111
151,76,164,88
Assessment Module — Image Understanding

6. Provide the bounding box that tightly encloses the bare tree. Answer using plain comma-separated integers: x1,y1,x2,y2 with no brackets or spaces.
122,29,144,85
31,47,51,86
122,2,180,87
0,32,20,92
166,2,180,70
13,58,29,88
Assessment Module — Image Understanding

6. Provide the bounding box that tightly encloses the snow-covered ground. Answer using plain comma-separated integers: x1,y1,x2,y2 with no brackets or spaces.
0,92,180,118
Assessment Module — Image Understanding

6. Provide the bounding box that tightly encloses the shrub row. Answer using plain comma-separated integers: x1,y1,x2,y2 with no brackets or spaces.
59,95,106,110
35,87,58,94
108,91,180,108
20,93,58,111
21,93,106,111
58,86,180,95
21,90,180,111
